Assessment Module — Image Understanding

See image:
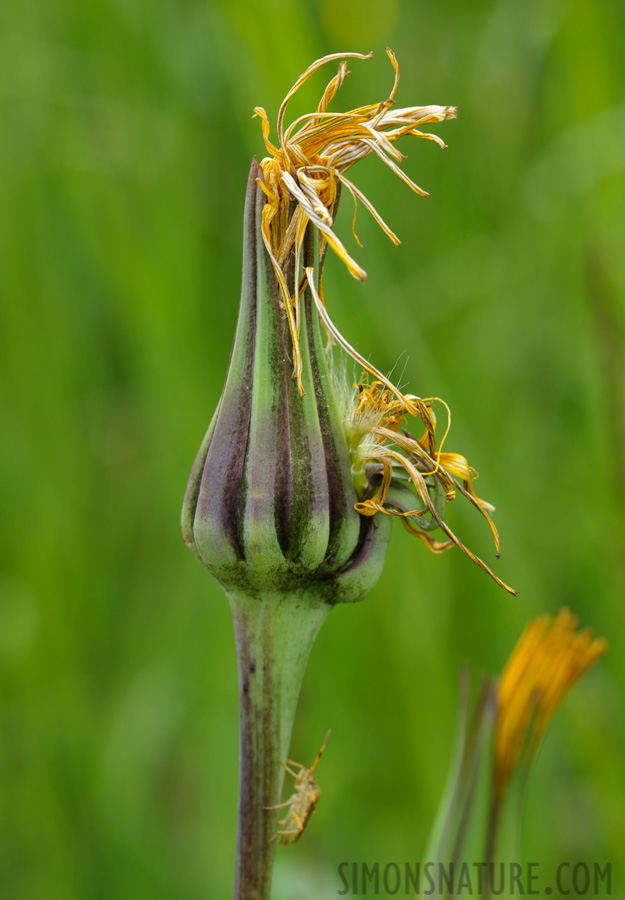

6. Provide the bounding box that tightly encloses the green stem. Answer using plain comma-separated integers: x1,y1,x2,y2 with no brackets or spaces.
228,590,332,900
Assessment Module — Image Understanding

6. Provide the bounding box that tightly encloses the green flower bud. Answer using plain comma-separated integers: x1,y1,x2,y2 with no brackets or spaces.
181,159,390,602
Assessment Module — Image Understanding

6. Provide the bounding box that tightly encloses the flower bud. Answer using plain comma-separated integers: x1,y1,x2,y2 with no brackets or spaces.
181,160,390,601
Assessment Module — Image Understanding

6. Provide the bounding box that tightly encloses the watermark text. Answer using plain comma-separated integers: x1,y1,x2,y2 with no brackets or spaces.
336,860,612,895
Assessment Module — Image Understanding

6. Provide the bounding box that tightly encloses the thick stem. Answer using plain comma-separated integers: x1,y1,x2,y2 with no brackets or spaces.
228,590,332,900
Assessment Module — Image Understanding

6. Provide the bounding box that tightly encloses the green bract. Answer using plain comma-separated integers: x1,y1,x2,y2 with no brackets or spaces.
182,159,390,603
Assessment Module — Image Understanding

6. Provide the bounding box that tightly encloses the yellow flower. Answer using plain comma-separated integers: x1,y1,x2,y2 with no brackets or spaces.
494,608,608,799
254,49,456,397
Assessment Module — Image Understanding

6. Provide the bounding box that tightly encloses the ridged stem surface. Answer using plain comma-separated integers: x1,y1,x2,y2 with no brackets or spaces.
229,590,331,900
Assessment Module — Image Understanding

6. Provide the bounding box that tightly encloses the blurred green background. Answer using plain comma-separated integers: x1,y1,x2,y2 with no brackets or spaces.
2,0,624,896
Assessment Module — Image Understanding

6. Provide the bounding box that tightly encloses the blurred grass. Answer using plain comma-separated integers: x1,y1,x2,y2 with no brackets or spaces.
1,0,624,897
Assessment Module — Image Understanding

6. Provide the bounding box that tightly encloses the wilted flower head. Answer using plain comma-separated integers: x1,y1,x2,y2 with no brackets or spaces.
495,608,608,798
249,50,513,592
